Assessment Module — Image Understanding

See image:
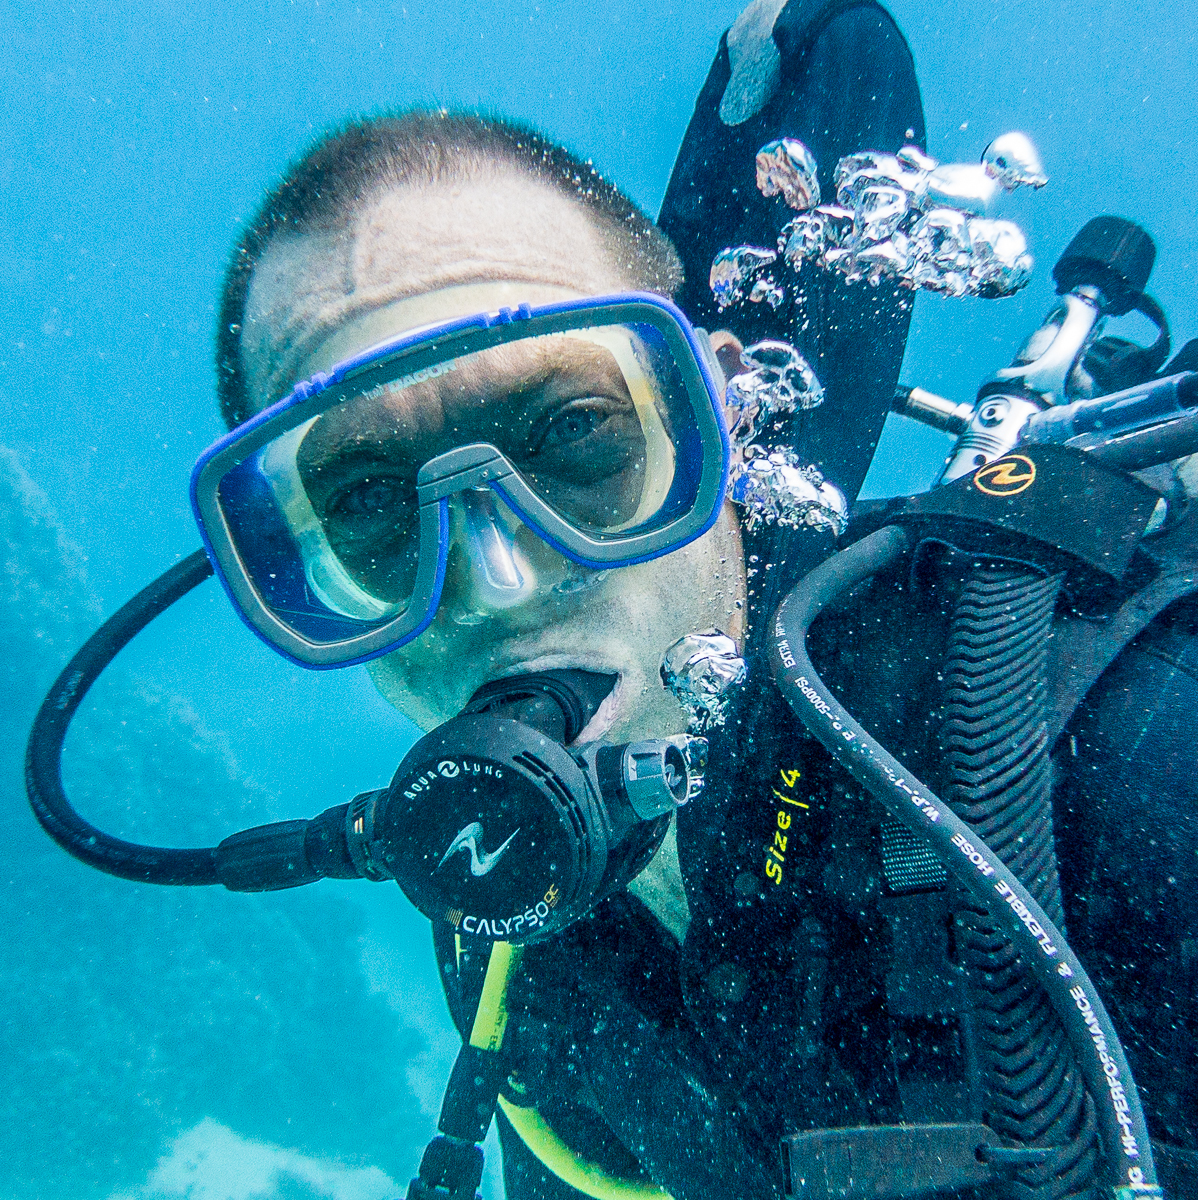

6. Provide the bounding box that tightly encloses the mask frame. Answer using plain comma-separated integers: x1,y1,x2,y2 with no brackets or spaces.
191,292,730,668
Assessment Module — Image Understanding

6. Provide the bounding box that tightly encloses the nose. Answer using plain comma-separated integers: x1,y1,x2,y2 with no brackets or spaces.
451,487,539,613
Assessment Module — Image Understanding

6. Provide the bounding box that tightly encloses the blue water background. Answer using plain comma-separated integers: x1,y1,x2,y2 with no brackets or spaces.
1,1,1196,1194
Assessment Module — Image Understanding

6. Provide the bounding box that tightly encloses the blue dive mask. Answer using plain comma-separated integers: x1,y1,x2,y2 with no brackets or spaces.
191,292,730,667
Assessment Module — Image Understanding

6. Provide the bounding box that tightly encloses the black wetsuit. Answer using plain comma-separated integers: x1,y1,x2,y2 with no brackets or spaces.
428,1,1197,1193
430,510,1198,1200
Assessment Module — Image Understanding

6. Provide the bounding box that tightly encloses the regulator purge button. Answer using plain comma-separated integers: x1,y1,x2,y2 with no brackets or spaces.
378,715,602,944
596,738,696,822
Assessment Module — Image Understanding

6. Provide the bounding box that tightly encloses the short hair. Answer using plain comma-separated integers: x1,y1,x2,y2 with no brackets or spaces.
216,110,684,428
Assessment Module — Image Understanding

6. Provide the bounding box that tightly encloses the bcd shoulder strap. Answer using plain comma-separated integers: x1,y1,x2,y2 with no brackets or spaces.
868,441,1198,745
1047,543,1198,745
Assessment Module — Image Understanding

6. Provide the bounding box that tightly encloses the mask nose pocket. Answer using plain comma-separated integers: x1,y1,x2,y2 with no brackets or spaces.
454,487,538,610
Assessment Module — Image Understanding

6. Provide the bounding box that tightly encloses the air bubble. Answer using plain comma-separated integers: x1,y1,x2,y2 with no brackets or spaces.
725,339,824,450
713,130,1046,305
710,245,777,311
755,138,820,211
661,629,748,733
729,446,848,537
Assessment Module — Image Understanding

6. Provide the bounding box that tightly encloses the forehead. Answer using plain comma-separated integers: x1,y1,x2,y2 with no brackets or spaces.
241,171,632,414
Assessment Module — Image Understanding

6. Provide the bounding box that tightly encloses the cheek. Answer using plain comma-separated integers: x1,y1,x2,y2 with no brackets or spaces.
631,502,745,641
366,622,477,730
363,503,746,730
574,504,746,672
366,655,446,730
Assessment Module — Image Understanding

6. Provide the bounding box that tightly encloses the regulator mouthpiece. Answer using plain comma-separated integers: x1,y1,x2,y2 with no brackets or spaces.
356,672,704,942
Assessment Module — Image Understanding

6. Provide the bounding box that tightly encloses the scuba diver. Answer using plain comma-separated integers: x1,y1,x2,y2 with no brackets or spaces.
22,0,1197,1197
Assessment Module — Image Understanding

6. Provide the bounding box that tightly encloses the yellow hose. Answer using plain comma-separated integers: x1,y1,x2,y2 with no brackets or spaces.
468,942,672,1200
496,1096,672,1200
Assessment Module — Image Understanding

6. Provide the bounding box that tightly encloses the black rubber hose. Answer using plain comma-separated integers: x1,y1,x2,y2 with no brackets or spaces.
769,525,1159,1193
1086,409,1198,472
25,549,221,885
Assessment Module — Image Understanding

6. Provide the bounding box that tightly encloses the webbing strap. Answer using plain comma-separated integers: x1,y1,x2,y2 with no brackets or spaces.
1047,562,1198,744
879,815,947,894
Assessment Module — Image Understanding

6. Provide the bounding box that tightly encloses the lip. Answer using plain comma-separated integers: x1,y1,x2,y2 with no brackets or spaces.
480,651,628,744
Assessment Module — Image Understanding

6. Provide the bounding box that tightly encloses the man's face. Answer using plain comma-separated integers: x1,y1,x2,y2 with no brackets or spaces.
244,172,746,741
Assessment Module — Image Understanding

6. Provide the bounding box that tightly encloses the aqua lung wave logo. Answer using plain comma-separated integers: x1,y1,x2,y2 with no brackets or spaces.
436,822,519,877
974,454,1036,496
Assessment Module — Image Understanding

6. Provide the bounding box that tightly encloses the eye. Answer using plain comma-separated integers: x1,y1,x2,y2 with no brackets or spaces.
328,475,407,519
528,400,616,454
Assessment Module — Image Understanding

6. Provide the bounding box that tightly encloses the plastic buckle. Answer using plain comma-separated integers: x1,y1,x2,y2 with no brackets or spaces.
781,1124,998,1197
407,1136,484,1200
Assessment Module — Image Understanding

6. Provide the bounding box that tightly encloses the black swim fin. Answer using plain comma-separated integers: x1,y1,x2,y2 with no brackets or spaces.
659,0,925,505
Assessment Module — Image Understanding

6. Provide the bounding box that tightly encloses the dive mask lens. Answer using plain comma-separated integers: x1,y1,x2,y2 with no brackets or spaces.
192,295,729,667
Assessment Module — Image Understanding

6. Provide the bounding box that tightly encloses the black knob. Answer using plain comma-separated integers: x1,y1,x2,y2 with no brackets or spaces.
1052,215,1156,315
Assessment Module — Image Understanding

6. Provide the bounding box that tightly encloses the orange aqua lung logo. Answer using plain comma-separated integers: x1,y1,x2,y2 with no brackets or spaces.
974,454,1037,496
